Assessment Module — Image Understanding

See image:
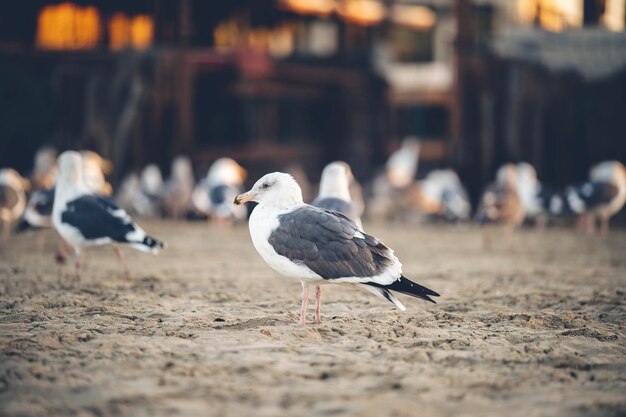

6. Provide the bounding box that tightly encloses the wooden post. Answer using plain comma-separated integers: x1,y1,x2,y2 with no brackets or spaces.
451,0,472,167
178,0,193,45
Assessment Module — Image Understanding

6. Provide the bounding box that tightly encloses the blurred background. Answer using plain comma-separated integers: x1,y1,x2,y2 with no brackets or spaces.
0,0,625,212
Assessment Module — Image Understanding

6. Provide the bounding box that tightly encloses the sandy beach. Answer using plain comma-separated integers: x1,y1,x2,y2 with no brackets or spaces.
0,221,625,417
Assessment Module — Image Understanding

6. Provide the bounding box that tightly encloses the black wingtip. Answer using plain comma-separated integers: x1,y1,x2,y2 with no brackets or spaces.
143,236,167,250
366,275,440,304
393,275,440,303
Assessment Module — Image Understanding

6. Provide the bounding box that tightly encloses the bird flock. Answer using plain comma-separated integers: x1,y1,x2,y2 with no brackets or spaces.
1,143,624,324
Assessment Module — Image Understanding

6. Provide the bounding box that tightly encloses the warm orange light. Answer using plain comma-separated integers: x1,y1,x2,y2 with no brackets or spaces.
109,13,153,50
337,0,385,26
517,0,583,32
36,3,101,50
109,12,130,50
604,0,626,31
279,0,336,16
390,5,436,30
131,15,154,49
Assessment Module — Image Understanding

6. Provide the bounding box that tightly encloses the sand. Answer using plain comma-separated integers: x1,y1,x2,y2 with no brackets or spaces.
0,221,625,417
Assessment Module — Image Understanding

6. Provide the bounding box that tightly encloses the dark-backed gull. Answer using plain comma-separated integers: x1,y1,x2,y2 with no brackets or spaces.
52,151,166,280
192,157,247,224
549,161,625,237
476,164,525,248
234,172,439,325
312,161,363,229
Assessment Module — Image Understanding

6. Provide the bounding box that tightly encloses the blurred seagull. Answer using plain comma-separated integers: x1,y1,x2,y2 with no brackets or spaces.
53,151,166,280
411,169,471,221
550,161,626,237
0,169,29,241
19,187,55,231
312,161,364,229
117,164,164,217
476,164,525,247
21,154,121,233
192,158,247,224
234,172,439,325
516,162,555,227
31,146,57,190
162,156,194,219
81,150,113,196
386,137,421,189
369,137,421,221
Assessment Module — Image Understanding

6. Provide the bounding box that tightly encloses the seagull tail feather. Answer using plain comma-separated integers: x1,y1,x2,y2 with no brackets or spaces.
359,284,406,311
393,275,439,303
368,276,439,304
129,235,167,253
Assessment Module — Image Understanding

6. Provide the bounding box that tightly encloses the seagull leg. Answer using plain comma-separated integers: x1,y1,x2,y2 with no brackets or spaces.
314,286,322,325
586,214,596,235
482,227,492,251
2,222,8,242
600,216,609,239
114,247,132,280
299,282,309,326
36,229,46,250
55,238,68,264
73,250,82,281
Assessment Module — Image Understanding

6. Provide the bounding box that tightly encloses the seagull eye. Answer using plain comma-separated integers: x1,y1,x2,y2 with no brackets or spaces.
261,183,269,189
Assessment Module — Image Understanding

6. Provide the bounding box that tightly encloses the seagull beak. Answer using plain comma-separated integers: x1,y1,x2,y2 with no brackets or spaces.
234,191,255,205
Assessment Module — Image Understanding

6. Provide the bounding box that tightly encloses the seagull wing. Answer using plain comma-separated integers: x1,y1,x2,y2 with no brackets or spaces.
268,205,395,282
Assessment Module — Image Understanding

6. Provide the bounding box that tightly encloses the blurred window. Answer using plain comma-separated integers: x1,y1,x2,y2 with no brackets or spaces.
517,0,583,31
36,2,101,50
109,13,154,50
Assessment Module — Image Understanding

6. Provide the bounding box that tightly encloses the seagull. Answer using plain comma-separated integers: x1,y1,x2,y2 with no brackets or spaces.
312,161,364,229
386,137,421,189
369,137,421,221
117,164,164,217
162,156,194,219
52,151,166,280
476,164,525,247
19,187,55,231
81,150,113,196
549,161,626,237
234,172,439,325
515,162,556,228
411,169,471,221
0,169,29,241
192,158,247,224
17,187,57,252
30,146,57,190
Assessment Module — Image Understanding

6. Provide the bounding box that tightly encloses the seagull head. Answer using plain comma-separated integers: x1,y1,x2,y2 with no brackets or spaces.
57,151,84,186
318,161,353,201
496,163,518,189
0,168,30,192
171,156,194,182
141,164,164,194
81,150,113,175
590,161,626,186
207,157,247,186
234,172,303,209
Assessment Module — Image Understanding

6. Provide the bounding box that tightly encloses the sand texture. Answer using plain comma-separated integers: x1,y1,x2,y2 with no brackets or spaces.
0,222,625,417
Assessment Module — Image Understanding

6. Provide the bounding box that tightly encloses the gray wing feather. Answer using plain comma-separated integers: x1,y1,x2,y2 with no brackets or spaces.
268,206,393,279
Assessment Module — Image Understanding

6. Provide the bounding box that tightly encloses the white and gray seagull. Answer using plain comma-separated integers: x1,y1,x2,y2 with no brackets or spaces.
53,151,166,280
234,172,439,325
312,161,363,229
